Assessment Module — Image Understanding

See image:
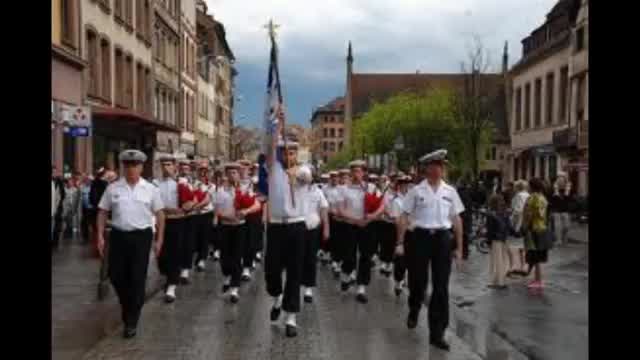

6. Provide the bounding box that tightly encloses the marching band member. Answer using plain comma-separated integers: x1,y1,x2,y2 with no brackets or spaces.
323,171,342,274
300,166,330,303
154,155,184,304
237,159,261,281
214,162,260,303
396,149,465,351
177,160,196,285
338,160,375,304
378,173,399,277
192,162,214,272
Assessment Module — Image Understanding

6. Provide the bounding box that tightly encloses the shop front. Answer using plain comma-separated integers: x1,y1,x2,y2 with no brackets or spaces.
91,106,180,179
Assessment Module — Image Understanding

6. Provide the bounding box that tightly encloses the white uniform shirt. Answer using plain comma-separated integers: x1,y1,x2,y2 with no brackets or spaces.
214,186,245,225
268,162,306,220
510,191,530,231
304,185,329,230
155,177,179,209
239,178,252,193
339,182,368,221
402,180,464,230
98,178,164,231
382,190,397,223
323,185,342,214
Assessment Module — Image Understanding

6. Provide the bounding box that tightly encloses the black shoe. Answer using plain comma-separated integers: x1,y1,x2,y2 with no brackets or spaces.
321,259,329,266
407,308,419,329
356,293,368,304
222,284,230,293
123,327,137,339
340,281,350,292
333,270,340,280
270,306,281,321
164,294,176,304
394,287,402,297
230,294,239,304
285,324,298,338
304,295,313,303
430,337,451,351
497,285,508,290
179,276,190,285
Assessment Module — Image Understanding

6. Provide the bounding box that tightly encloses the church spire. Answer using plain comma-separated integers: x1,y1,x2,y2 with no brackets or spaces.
502,41,509,74
347,41,353,63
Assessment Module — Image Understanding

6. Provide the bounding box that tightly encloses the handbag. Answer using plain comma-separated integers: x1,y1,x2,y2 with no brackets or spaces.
531,228,554,251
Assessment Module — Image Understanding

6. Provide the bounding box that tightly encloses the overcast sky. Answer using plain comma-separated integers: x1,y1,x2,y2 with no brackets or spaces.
205,0,557,128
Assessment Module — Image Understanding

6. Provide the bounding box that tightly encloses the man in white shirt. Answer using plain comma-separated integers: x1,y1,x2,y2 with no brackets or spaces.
396,149,464,351
299,167,329,303
391,176,411,296
177,159,197,284
237,159,261,281
192,162,214,272
378,173,399,277
265,108,309,338
214,162,260,303
329,169,350,279
96,149,165,339
154,155,185,303
338,160,376,304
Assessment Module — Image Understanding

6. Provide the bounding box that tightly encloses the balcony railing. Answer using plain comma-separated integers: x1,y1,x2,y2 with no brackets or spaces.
552,127,577,149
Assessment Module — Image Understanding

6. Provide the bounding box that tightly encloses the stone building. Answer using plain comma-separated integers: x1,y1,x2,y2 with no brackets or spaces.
309,97,346,165
82,0,177,177
505,0,585,195
52,0,88,174
152,0,181,175
179,0,198,159
343,42,509,179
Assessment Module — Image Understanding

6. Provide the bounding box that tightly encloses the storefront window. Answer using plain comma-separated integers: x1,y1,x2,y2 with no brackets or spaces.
549,155,557,180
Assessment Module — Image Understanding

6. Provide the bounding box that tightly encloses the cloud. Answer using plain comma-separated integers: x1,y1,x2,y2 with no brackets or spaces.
205,0,557,126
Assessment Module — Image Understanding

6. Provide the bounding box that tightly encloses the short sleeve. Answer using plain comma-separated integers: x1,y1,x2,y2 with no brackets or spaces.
151,186,165,213
318,189,329,209
449,189,465,217
98,185,113,211
391,198,403,218
402,188,417,215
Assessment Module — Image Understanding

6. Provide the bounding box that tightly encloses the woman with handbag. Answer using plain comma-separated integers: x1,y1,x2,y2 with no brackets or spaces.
522,178,552,289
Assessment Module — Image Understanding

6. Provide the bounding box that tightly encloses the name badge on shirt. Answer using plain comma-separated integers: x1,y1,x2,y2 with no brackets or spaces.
442,196,453,203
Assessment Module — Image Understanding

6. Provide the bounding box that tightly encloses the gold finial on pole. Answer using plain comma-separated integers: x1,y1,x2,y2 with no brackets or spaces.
263,18,281,40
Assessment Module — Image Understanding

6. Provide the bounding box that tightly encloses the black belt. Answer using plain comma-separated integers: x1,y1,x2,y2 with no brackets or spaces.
111,227,152,234
415,227,451,235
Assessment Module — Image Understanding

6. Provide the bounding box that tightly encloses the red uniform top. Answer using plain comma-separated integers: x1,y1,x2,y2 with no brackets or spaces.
234,187,256,210
177,177,195,207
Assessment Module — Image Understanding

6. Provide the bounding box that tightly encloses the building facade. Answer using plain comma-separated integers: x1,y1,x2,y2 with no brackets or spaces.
52,0,88,174
310,97,346,166
179,0,198,158
505,0,586,195
152,0,181,176
82,0,178,177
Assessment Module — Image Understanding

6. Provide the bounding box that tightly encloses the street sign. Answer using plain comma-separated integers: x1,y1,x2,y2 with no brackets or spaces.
69,127,90,137
59,104,92,128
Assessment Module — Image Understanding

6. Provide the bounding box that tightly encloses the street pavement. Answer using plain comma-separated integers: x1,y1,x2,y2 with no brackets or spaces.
52,234,163,360
54,225,588,360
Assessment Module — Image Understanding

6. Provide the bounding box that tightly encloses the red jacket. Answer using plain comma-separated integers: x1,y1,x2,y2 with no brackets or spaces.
234,188,256,210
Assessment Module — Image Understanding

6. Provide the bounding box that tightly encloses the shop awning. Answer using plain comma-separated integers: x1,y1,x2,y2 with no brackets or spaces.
91,106,181,133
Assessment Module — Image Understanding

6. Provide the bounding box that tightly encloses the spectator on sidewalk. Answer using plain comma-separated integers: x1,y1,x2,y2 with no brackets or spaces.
89,168,109,257
80,174,93,244
550,172,572,245
522,178,552,289
52,167,66,251
485,194,510,289
507,180,529,277
62,174,80,238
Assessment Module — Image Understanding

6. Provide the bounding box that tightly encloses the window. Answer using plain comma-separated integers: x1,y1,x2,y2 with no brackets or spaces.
338,142,343,151
546,73,554,125
485,148,491,160
136,0,145,37
329,142,335,152
154,87,159,118
323,142,328,151
145,67,152,114
559,66,569,123
323,128,328,138
125,0,133,26
100,38,111,101
521,158,527,180
330,128,335,138
136,62,144,112
114,0,123,20
576,75,586,122
154,30,160,59
549,155,557,179
125,55,134,108
540,156,547,180
324,116,328,123
534,78,542,127
491,146,497,161
145,0,151,42
115,48,124,106
524,83,531,129
513,158,519,180
61,0,77,48
515,87,522,131
86,30,99,97
529,157,535,179
575,27,585,52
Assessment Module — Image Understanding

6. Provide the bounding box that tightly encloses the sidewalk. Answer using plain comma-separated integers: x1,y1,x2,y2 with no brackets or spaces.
568,222,588,244
450,242,588,359
52,235,163,360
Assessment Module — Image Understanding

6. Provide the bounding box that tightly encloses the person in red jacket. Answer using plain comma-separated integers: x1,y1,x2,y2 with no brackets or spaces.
177,159,196,284
192,161,214,272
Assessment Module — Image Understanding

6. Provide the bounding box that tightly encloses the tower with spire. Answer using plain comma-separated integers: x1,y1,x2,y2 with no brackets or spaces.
345,41,354,146
502,41,509,74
